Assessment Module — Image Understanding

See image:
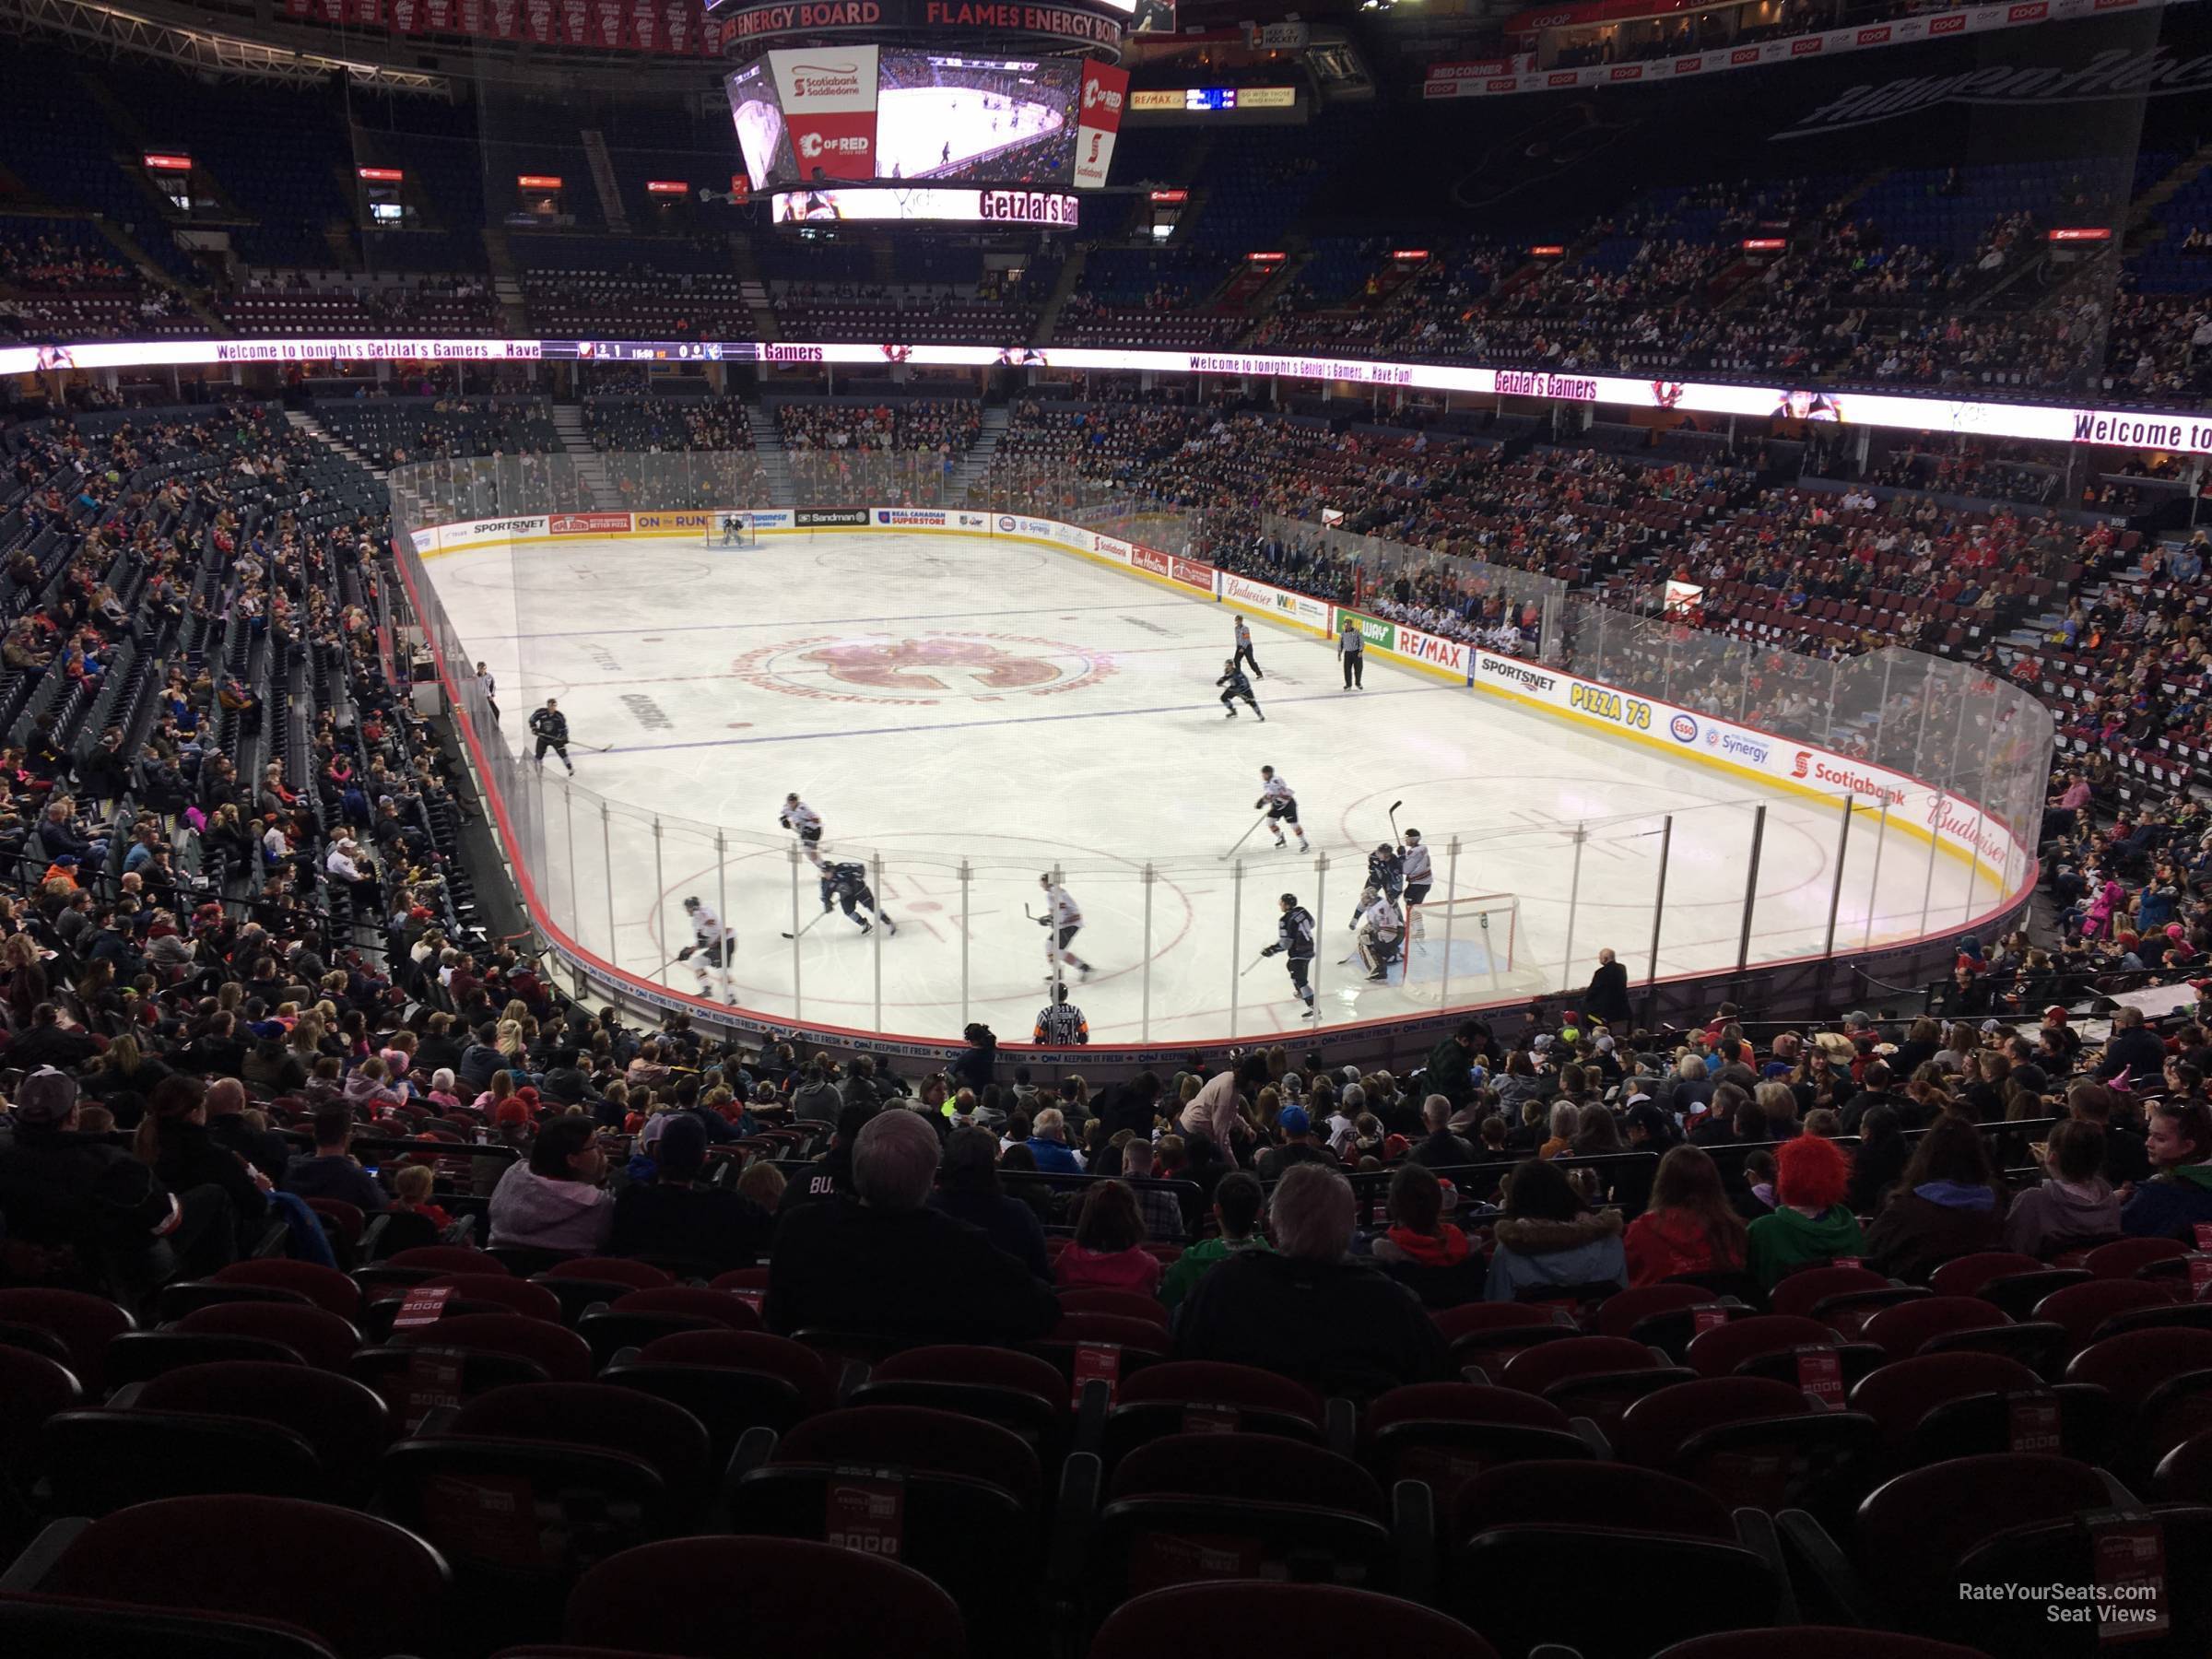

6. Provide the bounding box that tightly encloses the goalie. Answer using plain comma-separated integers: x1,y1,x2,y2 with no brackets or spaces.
676,896,737,1001
1352,887,1406,984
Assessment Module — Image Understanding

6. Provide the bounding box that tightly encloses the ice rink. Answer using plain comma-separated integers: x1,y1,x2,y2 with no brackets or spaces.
426,528,1988,1043
877,88,1065,179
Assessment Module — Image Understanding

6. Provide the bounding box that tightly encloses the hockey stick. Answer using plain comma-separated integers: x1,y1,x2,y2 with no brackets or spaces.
1387,798,1404,843
1239,954,1269,977
779,911,830,941
1218,812,1271,862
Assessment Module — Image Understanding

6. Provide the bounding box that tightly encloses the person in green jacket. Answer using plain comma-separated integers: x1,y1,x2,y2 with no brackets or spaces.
1747,1134,1866,1288
1425,1020,1482,1114
1161,1171,1272,1312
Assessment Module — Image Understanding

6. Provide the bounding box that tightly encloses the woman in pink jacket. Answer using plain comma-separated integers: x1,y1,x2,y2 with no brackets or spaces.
1055,1181,1163,1297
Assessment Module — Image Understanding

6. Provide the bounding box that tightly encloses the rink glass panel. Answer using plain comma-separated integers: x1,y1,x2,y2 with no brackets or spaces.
384,454,2047,1045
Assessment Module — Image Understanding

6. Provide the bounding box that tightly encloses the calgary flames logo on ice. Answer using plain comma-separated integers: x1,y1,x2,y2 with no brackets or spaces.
735,631,1113,705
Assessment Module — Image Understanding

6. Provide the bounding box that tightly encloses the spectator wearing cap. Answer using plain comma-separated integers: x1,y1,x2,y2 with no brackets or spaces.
0,1065,213,1285
1371,1162,1484,1309
281,1106,390,1214
1256,1104,1334,1182
1178,1163,1448,1397
488,1115,615,1253
1407,1094,1476,1171
609,1112,772,1268
1746,1135,1865,1288
930,1127,1050,1280
767,1109,1058,1342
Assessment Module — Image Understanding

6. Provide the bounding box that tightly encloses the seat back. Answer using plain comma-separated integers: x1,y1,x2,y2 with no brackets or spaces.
0,1289,133,1390
175,1303,361,1371
562,1536,965,1659
211,1262,362,1322
1088,1582,1500,1659
34,1495,447,1659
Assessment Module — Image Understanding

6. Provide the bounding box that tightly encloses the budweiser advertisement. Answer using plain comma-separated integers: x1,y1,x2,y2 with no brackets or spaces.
771,46,879,182
1073,59,1129,191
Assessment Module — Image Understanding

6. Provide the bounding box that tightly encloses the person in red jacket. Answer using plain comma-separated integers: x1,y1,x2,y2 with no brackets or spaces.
1623,1145,1749,1288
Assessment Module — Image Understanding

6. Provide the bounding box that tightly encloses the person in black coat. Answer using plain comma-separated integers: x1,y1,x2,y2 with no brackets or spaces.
928,1127,1051,1281
137,1075,265,1273
1583,947,1633,1029
609,1114,772,1269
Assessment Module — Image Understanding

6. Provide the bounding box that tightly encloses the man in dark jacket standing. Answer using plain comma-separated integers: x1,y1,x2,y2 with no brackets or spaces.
2096,1006,2168,1088
1583,947,1632,1029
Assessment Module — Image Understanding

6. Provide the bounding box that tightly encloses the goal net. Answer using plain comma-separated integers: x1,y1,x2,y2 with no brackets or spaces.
703,512,757,548
1395,892,1552,1002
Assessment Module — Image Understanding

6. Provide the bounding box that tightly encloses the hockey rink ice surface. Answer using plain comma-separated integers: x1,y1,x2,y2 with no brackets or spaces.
876,88,1064,180
427,529,1987,1043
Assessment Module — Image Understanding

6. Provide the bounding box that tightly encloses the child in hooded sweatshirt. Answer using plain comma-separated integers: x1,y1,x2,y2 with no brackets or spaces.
1484,1157,1627,1301
1056,1180,1164,1297
1371,1163,1488,1307
1747,1135,1865,1288
1624,1145,1748,1287
2004,1118,2123,1255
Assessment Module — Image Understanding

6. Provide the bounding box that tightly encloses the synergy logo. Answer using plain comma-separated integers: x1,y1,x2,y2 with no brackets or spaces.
1707,730,1772,764
1669,714,1700,743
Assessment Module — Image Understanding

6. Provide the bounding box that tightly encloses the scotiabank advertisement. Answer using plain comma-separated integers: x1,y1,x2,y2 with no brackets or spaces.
1073,59,1129,190
771,46,879,181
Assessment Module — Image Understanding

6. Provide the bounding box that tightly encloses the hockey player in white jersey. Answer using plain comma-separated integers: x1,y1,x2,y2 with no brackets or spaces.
1398,828,1433,942
1254,766,1310,853
675,896,737,1001
780,794,825,870
1036,875,1092,981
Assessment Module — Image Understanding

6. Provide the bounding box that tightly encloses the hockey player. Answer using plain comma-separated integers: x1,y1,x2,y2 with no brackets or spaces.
674,895,736,1001
529,699,573,773
1367,842,1404,903
1036,874,1091,981
1255,765,1310,853
780,794,824,869
1354,888,1406,983
719,512,748,547
820,858,896,935
1217,657,1264,721
1399,827,1433,942
1260,890,1318,1018
1232,616,1263,679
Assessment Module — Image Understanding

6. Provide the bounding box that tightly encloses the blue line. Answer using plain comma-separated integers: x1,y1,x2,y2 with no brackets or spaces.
463,597,1194,642
594,684,1451,756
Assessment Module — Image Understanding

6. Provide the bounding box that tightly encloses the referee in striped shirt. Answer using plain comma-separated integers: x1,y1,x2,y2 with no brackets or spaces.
1033,983,1089,1045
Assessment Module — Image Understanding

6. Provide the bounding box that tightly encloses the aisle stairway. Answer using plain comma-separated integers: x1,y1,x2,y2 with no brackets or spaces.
549,403,623,510
750,421,796,503
950,406,1009,500
285,409,382,479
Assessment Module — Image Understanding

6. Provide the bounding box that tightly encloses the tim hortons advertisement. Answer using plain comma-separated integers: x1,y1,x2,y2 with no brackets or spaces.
1130,544,1172,580
1074,59,1129,191
771,46,880,181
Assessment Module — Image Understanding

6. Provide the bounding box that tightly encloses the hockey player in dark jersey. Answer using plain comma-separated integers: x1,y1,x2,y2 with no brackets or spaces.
1259,890,1319,1018
1217,658,1264,721
1368,843,1404,902
819,859,897,935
